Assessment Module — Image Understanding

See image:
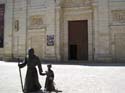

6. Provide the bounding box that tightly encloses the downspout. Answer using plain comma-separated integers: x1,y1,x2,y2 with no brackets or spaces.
12,0,15,59
54,0,57,61
25,0,28,56
91,1,95,62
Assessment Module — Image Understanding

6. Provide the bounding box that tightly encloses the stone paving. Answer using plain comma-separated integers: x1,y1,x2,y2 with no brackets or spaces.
0,61,125,93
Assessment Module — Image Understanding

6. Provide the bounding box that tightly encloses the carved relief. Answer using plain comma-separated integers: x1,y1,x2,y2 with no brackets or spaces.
112,10,125,23
63,0,92,8
28,0,46,8
29,15,44,29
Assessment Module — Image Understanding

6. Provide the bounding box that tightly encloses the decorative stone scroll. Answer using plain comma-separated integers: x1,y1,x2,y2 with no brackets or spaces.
29,15,44,29
112,10,125,23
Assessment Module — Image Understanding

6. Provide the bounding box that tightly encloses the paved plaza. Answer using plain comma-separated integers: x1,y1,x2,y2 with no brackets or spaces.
0,61,125,93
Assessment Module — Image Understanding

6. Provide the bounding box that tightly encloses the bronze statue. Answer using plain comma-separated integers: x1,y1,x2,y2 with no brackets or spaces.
44,64,56,92
18,48,44,93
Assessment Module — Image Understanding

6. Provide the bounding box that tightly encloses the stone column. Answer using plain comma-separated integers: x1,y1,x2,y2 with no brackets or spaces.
55,6,61,61
94,0,111,62
45,1,56,60
4,0,14,60
12,0,27,59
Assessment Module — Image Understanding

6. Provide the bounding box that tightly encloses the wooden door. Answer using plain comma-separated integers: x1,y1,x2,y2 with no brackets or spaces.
68,20,88,60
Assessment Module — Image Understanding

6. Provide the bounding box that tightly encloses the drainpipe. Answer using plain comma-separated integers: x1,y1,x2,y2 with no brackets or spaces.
12,0,15,59
91,1,95,62
54,0,57,61
25,0,28,56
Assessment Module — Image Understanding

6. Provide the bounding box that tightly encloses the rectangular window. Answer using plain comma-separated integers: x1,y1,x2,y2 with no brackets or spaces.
0,4,5,48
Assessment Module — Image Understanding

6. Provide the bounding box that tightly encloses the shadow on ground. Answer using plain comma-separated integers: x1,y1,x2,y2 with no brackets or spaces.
1,59,125,67
42,60,125,67
29,90,62,93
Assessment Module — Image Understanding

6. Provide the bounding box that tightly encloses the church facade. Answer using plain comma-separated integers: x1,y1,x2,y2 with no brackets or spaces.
0,0,125,62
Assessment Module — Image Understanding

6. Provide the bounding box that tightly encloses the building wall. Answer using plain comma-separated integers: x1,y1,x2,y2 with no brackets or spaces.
0,0,125,62
2,0,61,60
94,0,125,62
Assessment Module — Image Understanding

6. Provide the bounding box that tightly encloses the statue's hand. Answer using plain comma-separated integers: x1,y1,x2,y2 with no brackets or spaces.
18,63,21,68
40,72,46,76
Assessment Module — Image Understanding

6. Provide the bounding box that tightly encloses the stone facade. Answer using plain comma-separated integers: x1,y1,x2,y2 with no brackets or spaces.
0,0,125,62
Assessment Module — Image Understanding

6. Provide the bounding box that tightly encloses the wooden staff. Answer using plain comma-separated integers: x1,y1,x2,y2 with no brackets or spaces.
18,59,24,93
17,36,24,92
